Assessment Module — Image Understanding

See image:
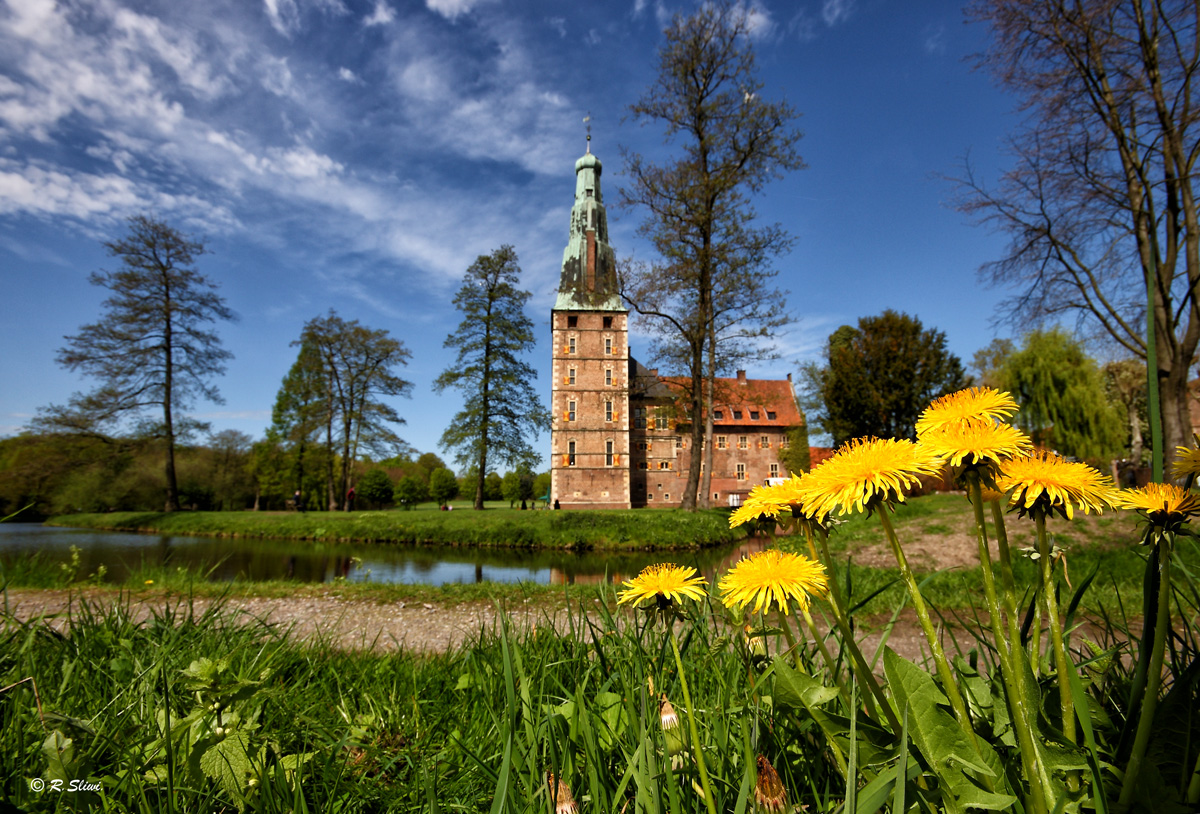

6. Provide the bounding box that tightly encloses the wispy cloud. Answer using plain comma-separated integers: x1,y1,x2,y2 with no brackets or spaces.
822,0,855,26
923,23,947,55
363,0,395,26
425,0,496,21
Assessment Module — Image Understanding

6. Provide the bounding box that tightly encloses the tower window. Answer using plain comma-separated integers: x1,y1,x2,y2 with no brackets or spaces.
568,440,576,467
655,411,668,430
567,316,577,328
604,337,612,355
568,336,576,354
605,369,613,386
568,368,576,385
567,401,576,422
605,401,613,422
736,463,746,481
603,316,613,328
606,440,614,466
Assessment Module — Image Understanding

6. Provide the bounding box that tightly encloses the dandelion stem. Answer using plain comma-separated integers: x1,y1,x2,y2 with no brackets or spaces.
1035,512,1076,744
1119,542,1172,809
813,529,900,732
798,604,854,710
877,503,981,756
969,477,1049,814
668,626,717,814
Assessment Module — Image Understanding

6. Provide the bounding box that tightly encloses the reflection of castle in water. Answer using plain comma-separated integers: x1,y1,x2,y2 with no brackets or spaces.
546,537,772,586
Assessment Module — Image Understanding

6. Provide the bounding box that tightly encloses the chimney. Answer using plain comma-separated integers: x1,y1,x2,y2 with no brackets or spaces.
736,370,747,384
649,368,659,378
787,372,793,383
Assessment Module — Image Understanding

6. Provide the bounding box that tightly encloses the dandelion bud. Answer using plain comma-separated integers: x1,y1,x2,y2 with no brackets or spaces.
546,771,579,814
744,625,767,658
658,694,679,731
754,755,787,813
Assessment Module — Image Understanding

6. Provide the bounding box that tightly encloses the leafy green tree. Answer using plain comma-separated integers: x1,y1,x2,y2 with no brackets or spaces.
428,467,459,508
1104,358,1148,464
206,429,254,511
812,310,969,446
501,470,522,508
267,339,327,502
434,246,549,510
414,453,447,483
619,0,803,510
299,311,413,510
777,422,812,475
357,468,395,509
393,474,428,510
35,216,235,511
483,471,504,502
533,471,551,504
994,328,1125,463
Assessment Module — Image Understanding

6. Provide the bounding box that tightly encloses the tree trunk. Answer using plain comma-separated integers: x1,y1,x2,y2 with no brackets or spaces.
163,289,180,512
699,325,716,508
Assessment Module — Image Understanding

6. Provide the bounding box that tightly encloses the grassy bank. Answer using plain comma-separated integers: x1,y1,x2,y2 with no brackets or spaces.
45,505,740,549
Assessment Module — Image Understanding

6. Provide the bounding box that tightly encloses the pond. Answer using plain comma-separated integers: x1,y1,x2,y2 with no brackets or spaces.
0,524,771,587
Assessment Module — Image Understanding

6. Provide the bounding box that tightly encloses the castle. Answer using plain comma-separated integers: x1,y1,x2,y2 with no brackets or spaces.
548,145,803,509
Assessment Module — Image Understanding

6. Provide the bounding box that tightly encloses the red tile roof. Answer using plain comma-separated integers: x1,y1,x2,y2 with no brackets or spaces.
651,372,803,428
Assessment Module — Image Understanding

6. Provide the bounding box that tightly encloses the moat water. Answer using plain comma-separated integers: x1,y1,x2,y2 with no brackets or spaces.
0,523,770,587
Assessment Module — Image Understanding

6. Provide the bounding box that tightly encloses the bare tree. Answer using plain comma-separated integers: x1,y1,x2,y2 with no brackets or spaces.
959,0,1200,474
619,0,803,510
37,216,235,511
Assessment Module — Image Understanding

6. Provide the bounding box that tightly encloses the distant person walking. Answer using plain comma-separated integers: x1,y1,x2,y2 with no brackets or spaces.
293,490,304,513
346,487,356,511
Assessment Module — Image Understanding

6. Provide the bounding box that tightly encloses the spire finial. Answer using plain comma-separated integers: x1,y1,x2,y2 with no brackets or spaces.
583,112,592,154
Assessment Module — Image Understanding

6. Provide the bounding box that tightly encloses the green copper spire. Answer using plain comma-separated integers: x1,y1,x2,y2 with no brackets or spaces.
554,145,624,311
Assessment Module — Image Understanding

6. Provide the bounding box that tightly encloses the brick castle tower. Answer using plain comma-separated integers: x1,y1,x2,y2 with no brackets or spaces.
549,142,631,509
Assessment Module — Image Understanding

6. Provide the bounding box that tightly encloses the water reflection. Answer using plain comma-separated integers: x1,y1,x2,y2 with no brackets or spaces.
0,524,775,588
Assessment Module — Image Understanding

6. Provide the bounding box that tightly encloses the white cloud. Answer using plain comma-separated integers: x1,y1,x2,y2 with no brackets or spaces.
263,0,301,36
364,0,395,26
923,23,947,55
822,0,854,26
740,2,774,39
425,0,495,21
338,67,358,82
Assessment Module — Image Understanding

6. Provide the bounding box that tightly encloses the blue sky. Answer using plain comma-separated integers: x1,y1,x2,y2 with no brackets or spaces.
0,0,1025,462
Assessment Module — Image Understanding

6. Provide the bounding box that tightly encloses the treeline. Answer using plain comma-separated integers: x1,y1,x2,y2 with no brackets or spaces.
0,432,549,519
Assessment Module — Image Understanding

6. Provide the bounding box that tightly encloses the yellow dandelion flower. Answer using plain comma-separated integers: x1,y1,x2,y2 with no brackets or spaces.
617,563,707,607
996,450,1118,520
916,387,1020,437
754,755,787,814
1117,482,1200,528
798,437,943,517
728,476,805,528
1171,446,1200,481
718,549,827,615
917,418,1032,468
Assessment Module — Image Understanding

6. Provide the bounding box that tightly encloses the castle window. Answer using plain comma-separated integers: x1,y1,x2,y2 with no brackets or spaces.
603,316,613,328
606,440,614,467
655,411,668,430
567,316,577,328
738,435,748,450
713,410,723,420
604,337,612,355
663,493,670,500
605,401,613,422
659,461,671,470
750,411,759,420
736,463,746,481
770,463,779,479
767,411,777,420
713,492,720,500
568,441,576,467
637,441,649,451
605,369,613,386
717,435,727,450
568,336,576,354
568,401,576,422
760,435,769,448
780,435,789,449
733,410,743,420
634,407,647,429
647,493,653,500
568,368,576,385
638,462,648,470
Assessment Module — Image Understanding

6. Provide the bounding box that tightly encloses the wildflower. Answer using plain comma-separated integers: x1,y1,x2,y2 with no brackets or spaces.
798,437,942,518
546,772,579,814
753,755,787,813
996,449,1118,521
729,476,805,527
1117,482,1200,547
917,419,1032,469
144,579,154,585
1171,445,1200,482
616,563,707,608
743,624,768,658
915,387,1020,436
718,549,827,615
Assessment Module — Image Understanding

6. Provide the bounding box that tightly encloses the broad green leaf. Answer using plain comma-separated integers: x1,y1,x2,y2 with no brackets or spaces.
884,648,1017,813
